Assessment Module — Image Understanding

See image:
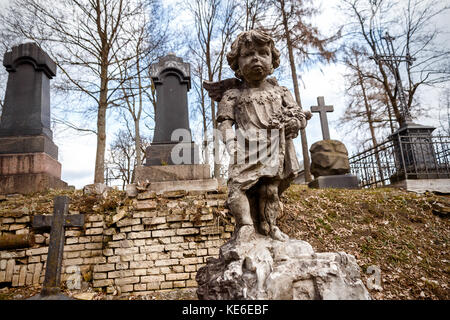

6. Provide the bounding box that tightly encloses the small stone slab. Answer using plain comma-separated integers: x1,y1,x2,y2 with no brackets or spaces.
308,174,359,189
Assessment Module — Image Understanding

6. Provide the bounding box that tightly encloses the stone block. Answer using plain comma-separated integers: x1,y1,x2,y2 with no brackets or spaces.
177,228,199,236
135,200,157,211
154,259,179,267
308,174,359,189
141,275,165,283
134,283,147,291
136,164,210,182
93,272,107,280
173,280,186,288
166,273,190,281
0,172,68,195
127,231,152,239
0,135,58,159
0,152,61,176
160,281,173,289
116,218,141,227
114,276,140,286
143,179,218,194
93,279,114,287
152,229,176,238
134,269,147,276
137,191,157,200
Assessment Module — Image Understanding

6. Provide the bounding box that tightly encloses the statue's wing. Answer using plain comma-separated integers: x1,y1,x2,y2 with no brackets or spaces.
266,77,279,86
203,78,242,102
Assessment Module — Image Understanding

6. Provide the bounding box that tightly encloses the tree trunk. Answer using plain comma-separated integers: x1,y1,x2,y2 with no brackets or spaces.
135,119,142,167
280,0,312,182
94,63,108,184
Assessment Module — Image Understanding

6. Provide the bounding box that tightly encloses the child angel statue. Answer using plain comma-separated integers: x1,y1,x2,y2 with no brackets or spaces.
203,29,311,241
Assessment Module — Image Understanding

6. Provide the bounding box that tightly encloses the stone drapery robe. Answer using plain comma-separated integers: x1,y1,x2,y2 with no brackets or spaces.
217,80,301,194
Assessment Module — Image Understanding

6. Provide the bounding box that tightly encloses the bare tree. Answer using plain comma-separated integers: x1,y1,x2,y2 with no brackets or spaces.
438,87,450,135
242,0,270,31
0,0,148,183
106,129,151,189
339,0,450,127
339,45,394,147
185,0,240,178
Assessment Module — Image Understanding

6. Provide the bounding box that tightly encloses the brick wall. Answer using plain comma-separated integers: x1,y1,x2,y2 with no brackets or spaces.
0,188,234,296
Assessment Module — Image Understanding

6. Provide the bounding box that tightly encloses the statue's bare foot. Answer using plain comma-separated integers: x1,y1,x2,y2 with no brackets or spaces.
259,221,270,236
270,226,289,241
233,224,257,243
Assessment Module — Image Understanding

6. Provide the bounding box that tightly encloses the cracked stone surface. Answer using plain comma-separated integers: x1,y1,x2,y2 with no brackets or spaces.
196,227,371,300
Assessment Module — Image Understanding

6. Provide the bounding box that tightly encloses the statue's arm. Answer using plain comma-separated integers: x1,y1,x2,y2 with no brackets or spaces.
217,89,238,155
280,87,310,138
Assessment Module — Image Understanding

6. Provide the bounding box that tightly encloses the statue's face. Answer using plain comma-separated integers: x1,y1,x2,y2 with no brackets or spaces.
238,42,272,83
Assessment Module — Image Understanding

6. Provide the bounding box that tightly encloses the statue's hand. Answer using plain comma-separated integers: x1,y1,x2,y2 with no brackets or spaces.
285,118,301,139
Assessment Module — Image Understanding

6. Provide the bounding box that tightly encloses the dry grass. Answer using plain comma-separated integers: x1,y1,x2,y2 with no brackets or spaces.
279,185,450,300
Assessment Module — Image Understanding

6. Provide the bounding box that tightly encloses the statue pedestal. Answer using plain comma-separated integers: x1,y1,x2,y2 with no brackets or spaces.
308,174,359,189
0,151,67,194
196,229,371,300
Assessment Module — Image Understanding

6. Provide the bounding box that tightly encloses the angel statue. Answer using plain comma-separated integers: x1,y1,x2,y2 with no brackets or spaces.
203,29,311,242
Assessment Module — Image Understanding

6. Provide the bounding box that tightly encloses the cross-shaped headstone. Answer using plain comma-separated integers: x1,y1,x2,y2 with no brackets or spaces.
310,96,334,140
28,196,84,300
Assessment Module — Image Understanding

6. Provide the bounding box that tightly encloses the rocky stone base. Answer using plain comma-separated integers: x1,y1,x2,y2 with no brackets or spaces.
196,228,371,300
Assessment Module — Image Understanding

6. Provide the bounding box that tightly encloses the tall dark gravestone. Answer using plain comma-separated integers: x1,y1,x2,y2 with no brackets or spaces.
0,43,67,194
135,54,216,193
145,54,198,165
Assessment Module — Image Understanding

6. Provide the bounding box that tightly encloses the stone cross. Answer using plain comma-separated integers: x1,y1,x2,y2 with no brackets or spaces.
28,196,84,300
310,96,334,140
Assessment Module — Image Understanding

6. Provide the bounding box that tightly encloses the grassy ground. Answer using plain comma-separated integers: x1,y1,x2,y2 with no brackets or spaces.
279,185,449,300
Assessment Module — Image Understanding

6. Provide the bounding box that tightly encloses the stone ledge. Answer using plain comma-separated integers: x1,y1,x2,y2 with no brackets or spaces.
0,135,58,159
145,179,218,194
0,152,61,177
135,164,211,183
391,178,450,193
0,173,68,195
308,174,359,189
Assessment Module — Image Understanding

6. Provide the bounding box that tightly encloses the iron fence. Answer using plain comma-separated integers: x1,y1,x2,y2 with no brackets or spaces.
349,134,450,188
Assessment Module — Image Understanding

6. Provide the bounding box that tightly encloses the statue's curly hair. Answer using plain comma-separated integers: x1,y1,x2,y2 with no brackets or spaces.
226,29,281,79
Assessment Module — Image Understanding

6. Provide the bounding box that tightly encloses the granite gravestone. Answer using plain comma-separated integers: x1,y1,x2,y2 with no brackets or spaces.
145,53,199,166
134,54,216,193
308,96,358,189
0,43,67,194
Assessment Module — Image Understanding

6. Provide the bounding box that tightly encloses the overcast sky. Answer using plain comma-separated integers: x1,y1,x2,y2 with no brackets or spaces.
1,0,449,189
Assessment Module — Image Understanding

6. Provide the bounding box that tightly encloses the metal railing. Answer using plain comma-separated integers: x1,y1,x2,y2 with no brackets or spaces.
349,134,450,188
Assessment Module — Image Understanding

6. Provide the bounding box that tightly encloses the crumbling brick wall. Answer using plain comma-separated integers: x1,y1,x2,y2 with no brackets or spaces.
0,189,234,296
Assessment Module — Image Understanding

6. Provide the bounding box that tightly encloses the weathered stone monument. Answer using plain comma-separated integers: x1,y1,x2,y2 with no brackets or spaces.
135,53,217,193
28,196,84,300
197,30,370,300
308,96,359,189
0,43,67,194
